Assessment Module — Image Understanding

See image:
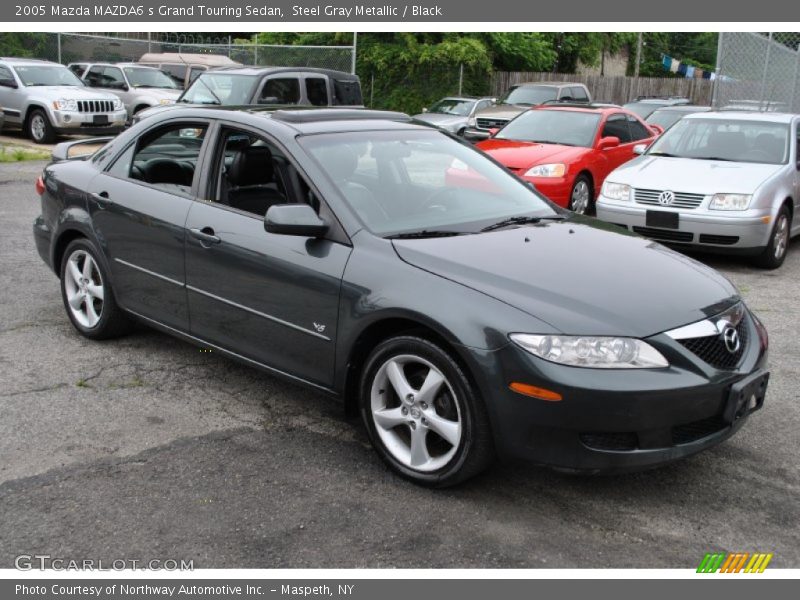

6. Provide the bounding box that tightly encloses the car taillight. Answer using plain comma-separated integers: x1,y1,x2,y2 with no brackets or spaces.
35,176,45,196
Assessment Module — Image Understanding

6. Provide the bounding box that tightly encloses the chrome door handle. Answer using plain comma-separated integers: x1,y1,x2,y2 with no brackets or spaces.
91,191,112,204
189,227,221,245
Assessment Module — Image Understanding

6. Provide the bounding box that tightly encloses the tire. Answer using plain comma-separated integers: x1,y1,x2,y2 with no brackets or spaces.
27,109,55,144
753,206,791,269
359,335,494,487
569,174,594,215
59,238,133,339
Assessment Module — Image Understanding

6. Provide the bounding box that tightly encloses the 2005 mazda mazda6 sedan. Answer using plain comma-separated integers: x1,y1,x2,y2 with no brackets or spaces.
33,107,770,486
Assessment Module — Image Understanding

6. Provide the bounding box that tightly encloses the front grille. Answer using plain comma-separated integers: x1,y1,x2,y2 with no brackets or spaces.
678,318,749,370
672,415,728,445
634,188,705,209
632,226,693,242
77,100,115,113
580,431,638,451
476,117,509,130
699,234,740,245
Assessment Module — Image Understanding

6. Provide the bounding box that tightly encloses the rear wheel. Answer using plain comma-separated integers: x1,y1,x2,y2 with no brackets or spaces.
753,206,791,269
569,174,594,215
360,336,494,487
27,109,55,144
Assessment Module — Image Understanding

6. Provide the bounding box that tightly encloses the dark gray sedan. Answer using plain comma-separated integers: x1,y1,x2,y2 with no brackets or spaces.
33,107,769,486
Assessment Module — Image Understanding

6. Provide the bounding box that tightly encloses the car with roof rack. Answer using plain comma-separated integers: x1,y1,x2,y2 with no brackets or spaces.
463,81,592,142
475,103,661,213
32,105,769,486
69,62,182,120
132,66,363,124
596,110,800,268
0,57,127,143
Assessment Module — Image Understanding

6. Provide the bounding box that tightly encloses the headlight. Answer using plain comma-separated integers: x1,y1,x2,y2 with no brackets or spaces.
601,181,632,201
159,98,175,105
112,98,124,111
525,163,566,178
709,193,751,211
467,117,476,127
510,333,669,369
53,98,78,111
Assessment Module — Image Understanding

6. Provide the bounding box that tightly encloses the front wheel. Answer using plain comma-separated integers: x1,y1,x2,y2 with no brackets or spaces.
753,206,791,269
27,109,55,144
569,175,594,215
360,336,494,487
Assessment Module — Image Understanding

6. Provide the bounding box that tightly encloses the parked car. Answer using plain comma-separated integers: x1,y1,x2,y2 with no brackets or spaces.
137,52,241,88
476,104,661,214
645,105,713,131
464,81,592,141
623,96,691,120
596,111,800,269
33,107,769,486
0,57,126,143
133,66,363,123
71,62,182,120
412,96,495,136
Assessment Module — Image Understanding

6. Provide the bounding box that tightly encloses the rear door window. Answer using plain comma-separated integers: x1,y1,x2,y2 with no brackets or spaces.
571,86,589,102
259,77,301,105
305,77,329,106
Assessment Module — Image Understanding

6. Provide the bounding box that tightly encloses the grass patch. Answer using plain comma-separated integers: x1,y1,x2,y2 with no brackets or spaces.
75,378,92,388
0,144,51,162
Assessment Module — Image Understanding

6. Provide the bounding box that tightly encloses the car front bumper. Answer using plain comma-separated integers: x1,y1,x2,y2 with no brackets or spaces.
50,109,127,135
470,311,768,473
596,195,773,253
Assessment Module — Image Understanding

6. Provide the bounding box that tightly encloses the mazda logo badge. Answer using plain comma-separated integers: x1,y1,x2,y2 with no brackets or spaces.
658,190,675,205
722,326,740,354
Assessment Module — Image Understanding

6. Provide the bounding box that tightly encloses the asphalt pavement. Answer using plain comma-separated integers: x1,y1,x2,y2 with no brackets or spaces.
1,160,798,568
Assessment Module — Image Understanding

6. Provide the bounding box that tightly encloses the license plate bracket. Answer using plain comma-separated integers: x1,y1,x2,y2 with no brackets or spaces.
723,370,769,424
92,114,109,125
646,210,679,229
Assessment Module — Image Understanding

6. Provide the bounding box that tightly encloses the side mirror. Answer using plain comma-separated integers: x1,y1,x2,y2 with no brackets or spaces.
488,128,500,138
0,78,18,88
265,204,328,238
599,136,620,150
633,143,648,155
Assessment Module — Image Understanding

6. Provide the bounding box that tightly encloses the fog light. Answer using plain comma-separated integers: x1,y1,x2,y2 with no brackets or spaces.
63,114,71,122
509,382,562,401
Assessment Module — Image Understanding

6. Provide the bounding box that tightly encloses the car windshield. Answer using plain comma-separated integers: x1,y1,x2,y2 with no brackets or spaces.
623,102,664,119
178,73,256,105
500,86,557,106
495,109,601,147
647,118,790,164
123,67,178,89
427,98,476,116
645,110,686,130
13,65,84,87
299,129,557,237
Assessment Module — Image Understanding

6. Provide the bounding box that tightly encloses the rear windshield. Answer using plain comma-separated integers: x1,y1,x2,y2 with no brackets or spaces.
332,78,363,106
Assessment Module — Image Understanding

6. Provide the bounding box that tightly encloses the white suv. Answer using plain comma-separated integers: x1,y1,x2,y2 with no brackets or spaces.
0,57,126,143
596,111,800,269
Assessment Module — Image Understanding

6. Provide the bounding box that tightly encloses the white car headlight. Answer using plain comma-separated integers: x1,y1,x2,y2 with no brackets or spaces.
112,98,124,111
601,181,632,201
525,163,566,178
467,117,476,127
510,333,669,369
709,193,752,211
53,98,78,111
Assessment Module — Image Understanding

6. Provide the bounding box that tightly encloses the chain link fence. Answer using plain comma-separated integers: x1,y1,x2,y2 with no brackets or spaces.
714,32,800,111
1,32,356,73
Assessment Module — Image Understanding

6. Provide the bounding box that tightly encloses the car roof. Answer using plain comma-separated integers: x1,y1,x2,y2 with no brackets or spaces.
684,110,796,123
0,57,61,66
534,104,625,115
516,81,582,88
651,105,713,113
203,66,358,79
79,62,158,69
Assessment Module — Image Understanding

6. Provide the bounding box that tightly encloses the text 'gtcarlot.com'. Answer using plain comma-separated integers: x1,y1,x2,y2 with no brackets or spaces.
14,555,193,571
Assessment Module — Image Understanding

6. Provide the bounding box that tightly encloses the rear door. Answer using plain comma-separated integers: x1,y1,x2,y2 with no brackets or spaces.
87,120,212,330
0,65,21,125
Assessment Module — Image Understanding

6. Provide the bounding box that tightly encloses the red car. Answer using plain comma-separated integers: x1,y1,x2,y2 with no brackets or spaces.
476,105,662,214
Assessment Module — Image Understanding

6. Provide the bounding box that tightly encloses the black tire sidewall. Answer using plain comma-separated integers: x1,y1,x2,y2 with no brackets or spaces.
359,336,489,487
28,109,54,144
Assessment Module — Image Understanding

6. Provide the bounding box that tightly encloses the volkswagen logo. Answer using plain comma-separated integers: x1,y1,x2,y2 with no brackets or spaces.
657,190,675,205
722,326,741,354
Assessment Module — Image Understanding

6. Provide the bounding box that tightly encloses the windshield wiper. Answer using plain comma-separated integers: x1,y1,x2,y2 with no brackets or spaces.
648,151,677,157
386,230,470,240
694,156,736,162
480,214,565,233
530,139,576,146
192,78,222,105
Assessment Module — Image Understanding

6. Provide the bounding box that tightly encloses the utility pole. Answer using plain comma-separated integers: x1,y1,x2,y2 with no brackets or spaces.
351,32,358,75
634,32,643,78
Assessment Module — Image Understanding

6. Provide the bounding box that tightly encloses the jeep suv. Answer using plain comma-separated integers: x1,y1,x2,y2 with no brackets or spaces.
0,58,127,143
71,62,182,120
464,81,592,141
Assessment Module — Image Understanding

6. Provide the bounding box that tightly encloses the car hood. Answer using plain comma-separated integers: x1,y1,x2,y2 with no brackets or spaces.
392,218,738,337
133,87,182,101
609,155,784,194
477,140,588,169
412,113,466,127
474,104,527,120
29,86,119,101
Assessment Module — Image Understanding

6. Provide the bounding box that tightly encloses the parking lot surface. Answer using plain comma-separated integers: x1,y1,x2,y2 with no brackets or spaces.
1,160,798,568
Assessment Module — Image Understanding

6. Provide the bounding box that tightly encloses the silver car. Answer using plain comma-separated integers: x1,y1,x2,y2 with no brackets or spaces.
596,111,800,269
0,58,126,143
73,63,181,120
412,96,495,136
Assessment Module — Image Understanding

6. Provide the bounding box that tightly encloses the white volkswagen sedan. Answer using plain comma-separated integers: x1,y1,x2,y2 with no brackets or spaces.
596,111,799,268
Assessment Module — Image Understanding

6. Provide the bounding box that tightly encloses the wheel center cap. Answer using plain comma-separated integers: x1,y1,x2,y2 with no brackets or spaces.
410,407,421,419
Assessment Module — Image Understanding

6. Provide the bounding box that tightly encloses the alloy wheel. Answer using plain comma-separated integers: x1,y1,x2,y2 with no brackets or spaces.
63,250,105,328
773,214,789,260
369,354,462,472
30,115,46,142
570,180,590,214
